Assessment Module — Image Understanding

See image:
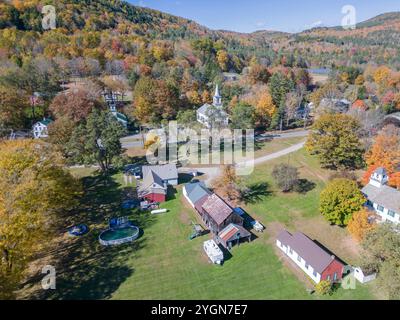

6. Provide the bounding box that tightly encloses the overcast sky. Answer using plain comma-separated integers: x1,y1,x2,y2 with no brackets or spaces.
128,0,400,33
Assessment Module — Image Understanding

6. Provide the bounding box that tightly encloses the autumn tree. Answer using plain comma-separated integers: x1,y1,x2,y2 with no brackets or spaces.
319,179,366,226
255,91,277,128
249,65,271,84
47,117,77,157
306,114,364,170
0,85,29,130
50,88,104,123
216,50,230,72
0,140,81,299
364,125,400,187
373,66,392,93
315,280,333,296
211,165,242,205
347,208,376,242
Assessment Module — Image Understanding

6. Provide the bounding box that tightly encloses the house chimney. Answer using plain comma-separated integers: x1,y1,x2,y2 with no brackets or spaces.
331,255,335,260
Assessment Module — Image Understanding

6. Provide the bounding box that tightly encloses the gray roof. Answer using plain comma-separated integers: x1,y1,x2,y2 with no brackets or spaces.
142,164,178,181
362,184,400,214
197,104,228,117
197,103,212,115
184,182,212,205
140,171,164,191
374,167,387,175
277,230,341,274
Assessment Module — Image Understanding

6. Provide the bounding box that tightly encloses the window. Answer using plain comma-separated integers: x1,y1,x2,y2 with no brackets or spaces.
289,248,293,255
297,255,302,262
333,273,338,281
377,205,384,212
388,210,396,218
327,275,331,281
305,263,309,270
313,271,318,278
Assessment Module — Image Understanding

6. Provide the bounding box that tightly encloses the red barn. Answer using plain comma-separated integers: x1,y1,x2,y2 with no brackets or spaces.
276,230,345,284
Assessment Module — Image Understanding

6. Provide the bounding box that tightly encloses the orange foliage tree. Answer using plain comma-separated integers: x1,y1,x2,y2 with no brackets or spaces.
347,209,376,242
364,125,400,187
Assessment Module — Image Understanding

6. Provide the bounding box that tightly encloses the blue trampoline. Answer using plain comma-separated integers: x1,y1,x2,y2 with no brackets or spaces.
68,224,89,237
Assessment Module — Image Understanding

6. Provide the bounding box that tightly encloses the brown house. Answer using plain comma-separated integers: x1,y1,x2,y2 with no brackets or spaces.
196,194,243,234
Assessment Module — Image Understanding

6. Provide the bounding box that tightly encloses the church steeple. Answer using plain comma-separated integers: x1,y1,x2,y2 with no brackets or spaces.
213,84,222,107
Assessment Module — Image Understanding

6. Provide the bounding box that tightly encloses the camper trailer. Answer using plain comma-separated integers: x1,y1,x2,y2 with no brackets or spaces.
203,240,224,265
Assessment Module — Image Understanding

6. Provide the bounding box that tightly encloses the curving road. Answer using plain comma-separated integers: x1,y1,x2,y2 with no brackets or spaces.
180,140,307,186
121,129,309,149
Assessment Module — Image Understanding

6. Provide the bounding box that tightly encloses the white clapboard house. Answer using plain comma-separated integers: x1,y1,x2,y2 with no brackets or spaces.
362,167,400,224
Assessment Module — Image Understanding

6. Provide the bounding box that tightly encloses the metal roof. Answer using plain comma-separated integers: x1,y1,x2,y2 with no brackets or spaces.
362,183,400,214
277,230,341,274
201,194,233,226
142,164,178,181
184,182,212,206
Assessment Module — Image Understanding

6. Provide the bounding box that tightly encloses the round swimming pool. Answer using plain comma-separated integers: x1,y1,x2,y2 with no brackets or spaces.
99,226,140,246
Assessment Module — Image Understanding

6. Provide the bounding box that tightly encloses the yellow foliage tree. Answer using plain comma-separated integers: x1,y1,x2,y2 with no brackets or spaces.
255,92,277,127
0,140,82,299
216,50,229,72
373,66,392,93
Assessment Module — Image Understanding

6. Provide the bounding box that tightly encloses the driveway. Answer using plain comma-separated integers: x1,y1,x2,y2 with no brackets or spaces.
182,141,306,186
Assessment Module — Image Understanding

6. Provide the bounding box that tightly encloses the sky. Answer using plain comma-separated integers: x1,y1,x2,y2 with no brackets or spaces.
129,0,400,33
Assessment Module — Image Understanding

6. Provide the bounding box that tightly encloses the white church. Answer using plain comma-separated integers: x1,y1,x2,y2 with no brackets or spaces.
362,167,400,224
197,85,229,128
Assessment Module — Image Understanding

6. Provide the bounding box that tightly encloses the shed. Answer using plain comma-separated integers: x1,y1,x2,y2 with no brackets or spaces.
216,223,251,250
353,267,377,284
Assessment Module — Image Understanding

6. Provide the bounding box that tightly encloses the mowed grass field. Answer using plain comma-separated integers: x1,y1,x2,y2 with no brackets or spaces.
22,143,377,300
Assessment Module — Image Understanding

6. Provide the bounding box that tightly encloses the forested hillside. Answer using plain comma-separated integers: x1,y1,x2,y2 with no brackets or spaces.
1,0,400,135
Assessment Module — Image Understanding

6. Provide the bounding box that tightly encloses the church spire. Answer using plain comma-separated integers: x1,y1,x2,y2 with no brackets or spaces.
213,84,222,107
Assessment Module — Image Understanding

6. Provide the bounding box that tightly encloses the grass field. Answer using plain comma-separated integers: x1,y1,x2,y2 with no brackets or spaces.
21,146,377,300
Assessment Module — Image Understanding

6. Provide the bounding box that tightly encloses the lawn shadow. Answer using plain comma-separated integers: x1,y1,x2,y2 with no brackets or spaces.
294,179,317,194
241,182,272,204
24,170,157,300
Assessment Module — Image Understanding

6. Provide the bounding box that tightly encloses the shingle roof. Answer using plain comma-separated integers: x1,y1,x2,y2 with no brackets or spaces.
140,171,164,191
201,194,233,226
277,230,341,274
197,103,212,115
185,182,212,206
362,183,400,214
142,164,178,181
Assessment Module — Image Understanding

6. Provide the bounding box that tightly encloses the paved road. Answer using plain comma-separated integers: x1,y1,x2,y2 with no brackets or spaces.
121,129,309,149
181,141,306,186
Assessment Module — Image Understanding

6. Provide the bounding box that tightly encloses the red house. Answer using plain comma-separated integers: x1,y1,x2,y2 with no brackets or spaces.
276,230,345,284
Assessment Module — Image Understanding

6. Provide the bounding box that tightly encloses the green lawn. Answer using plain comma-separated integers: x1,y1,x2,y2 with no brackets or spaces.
24,149,377,300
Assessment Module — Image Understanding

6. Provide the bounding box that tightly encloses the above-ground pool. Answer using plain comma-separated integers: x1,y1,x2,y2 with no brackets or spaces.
99,226,140,246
